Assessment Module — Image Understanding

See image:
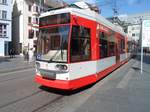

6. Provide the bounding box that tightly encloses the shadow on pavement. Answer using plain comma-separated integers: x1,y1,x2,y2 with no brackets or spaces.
134,53,150,65
39,83,95,96
132,66,150,74
132,53,150,74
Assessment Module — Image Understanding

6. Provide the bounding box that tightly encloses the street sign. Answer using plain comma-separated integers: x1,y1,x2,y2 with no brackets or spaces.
140,20,150,74
142,20,150,47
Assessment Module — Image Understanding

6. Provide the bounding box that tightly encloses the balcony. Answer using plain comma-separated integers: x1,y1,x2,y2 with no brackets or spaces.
32,5,40,16
32,11,39,16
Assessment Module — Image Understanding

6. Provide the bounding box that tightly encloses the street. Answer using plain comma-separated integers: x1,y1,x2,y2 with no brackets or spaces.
1,0,150,112
0,55,150,112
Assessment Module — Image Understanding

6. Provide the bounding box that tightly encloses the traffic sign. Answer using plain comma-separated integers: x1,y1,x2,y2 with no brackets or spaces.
142,20,150,47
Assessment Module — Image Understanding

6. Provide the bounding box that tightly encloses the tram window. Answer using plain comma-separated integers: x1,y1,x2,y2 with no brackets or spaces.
121,38,125,53
70,26,91,62
108,32,115,56
99,32,108,58
127,41,131,53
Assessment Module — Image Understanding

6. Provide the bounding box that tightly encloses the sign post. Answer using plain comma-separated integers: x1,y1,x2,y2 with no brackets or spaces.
141,20,150,74
140,39,143,74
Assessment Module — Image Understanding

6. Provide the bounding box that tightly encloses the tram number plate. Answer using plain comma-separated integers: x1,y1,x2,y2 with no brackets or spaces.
42,73,56,79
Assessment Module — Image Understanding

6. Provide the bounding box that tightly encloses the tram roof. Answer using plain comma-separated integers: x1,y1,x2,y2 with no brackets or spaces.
40,7,127,37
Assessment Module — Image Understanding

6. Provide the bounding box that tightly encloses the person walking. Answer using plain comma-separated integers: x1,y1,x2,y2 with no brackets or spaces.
12,49,15,58
28,48,34,63
9,49,13,58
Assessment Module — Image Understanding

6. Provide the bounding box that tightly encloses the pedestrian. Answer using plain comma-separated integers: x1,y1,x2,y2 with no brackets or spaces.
23,49,25,60
9,49,11,58
12,49,15,58
26,50,29,61
28,48,33,62
9,49,13,58
23,49,27,61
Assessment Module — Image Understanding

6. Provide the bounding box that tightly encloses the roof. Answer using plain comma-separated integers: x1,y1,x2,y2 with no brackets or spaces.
40,7,127,36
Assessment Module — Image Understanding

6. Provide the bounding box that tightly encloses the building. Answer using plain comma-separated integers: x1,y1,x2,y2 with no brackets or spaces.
44,0,67,8
12,0,66,55
0,0,13,56
119,12,150,42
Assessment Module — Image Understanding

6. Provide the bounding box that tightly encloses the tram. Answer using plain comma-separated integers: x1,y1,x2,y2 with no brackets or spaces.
35,5,131,90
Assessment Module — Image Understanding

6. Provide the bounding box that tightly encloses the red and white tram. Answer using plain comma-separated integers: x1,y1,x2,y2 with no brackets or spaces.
35,6,131,90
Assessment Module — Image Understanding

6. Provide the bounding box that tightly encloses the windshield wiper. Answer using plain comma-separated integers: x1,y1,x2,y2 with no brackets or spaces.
49,37,64,62
49,50,60,62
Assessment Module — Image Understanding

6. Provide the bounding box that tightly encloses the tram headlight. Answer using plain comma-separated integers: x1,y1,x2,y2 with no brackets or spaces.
55,64,68,71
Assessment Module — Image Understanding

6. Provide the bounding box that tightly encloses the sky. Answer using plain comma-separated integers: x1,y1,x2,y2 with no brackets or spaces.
63,0,150,17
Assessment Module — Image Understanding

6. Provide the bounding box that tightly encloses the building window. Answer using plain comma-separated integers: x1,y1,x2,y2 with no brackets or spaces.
29,30,34,39
33,17,39,24
0,0,7,4
33,6,38,12
40,8,44,12
132,33,135,37
0,24,7,38
70,26,91,62
29,5,31,11
33,17,38,24
99,32,108,58
0,10,1,19
32,17,36,23
36,18,38,24
2,10,7,19
36,31,39,37
28,17,31,24
36,6,39,12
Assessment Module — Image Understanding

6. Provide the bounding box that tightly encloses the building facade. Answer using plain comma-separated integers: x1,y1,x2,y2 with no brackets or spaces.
12,0,46,55
119,12,150,42
0,0,12,56
12,0,65,55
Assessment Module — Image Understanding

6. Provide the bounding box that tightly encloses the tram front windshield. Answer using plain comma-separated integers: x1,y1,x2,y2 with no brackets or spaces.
37,25,70,62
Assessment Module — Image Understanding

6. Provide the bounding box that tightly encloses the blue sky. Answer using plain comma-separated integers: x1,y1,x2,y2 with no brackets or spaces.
63,0,150,17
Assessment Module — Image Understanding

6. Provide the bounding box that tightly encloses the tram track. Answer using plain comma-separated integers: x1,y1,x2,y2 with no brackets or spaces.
0,59,137,112
0,88,65,112
0,90,43,109
31,59,137,112
32,95,64,112
0,65,65,112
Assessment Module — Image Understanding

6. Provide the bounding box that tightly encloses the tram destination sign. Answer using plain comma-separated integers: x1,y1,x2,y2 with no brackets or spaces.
39,13,70,27
142,20,150,47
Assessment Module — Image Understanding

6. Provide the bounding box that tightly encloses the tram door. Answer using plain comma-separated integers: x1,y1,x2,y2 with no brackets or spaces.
116,37,120,63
